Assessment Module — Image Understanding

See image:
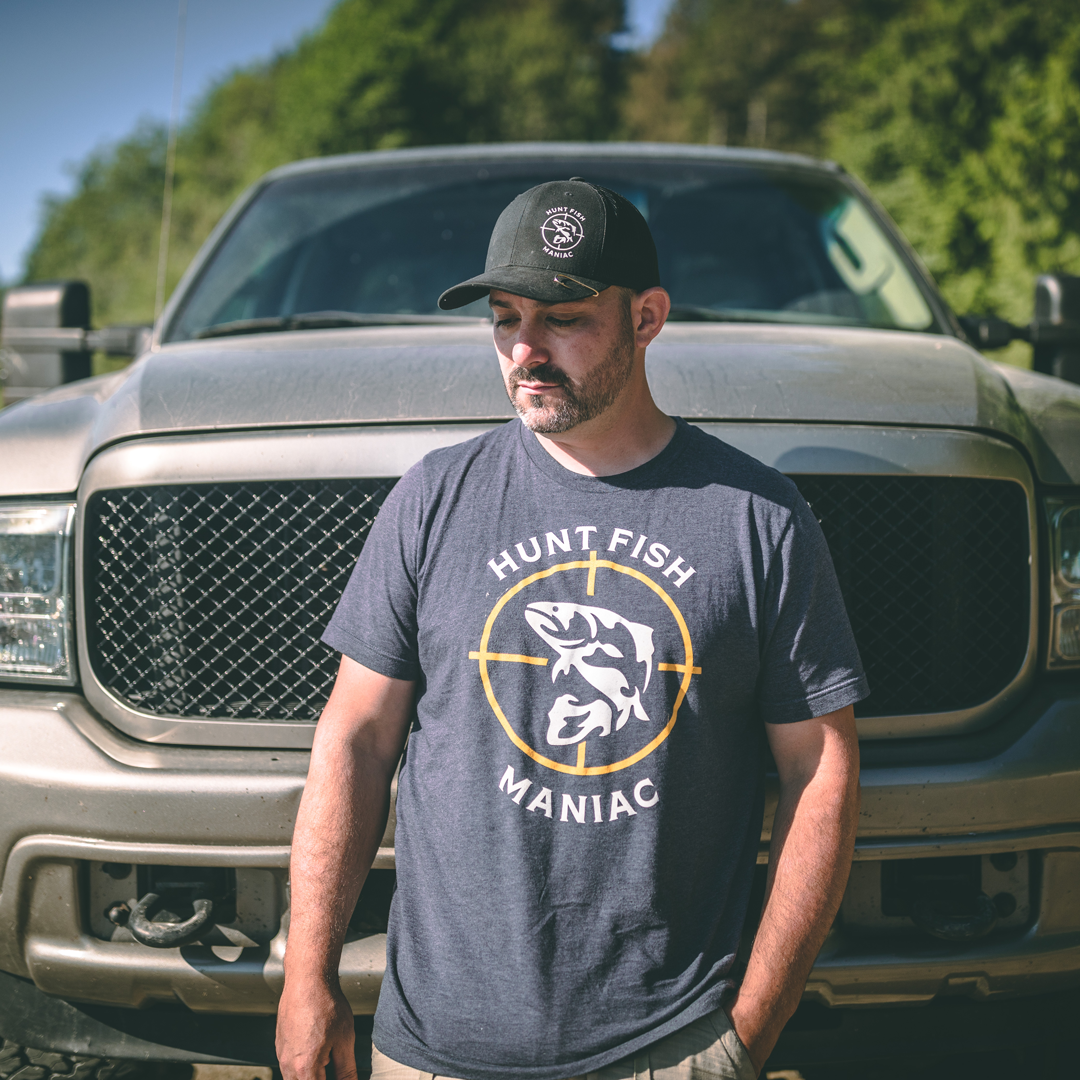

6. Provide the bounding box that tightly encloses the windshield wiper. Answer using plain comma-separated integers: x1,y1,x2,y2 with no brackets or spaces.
667,305,791,324
666,305,868,328
195,310,489,339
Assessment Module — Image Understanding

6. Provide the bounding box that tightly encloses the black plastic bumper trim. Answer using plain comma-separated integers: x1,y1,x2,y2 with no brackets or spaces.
0,968,373,1067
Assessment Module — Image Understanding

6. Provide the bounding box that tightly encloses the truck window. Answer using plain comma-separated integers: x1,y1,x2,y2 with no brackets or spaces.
165,162,940,341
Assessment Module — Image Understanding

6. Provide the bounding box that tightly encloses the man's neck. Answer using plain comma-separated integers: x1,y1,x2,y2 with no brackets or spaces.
529,385,677,477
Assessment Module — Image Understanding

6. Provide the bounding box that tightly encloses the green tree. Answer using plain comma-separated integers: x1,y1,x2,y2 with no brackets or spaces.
261,0,626,155
825,0,1080,330
622,0,903,154
24,0,627,328
624,0,1080,363
24,124,170,326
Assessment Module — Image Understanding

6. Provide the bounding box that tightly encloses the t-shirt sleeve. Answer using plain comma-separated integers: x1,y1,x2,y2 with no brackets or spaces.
321,467,423,681
757,494,869,724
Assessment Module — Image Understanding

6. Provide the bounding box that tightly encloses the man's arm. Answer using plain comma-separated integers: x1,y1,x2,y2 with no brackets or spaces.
727,704,860,1074
276,656,415,1080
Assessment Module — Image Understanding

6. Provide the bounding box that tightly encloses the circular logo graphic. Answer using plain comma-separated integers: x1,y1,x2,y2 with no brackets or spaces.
471,553,698,776
541,213,585,252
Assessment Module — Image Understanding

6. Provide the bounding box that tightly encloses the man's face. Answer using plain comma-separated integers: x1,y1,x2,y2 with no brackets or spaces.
490,287,636,434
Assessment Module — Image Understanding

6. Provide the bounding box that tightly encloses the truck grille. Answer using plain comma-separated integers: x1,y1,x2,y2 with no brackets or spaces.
84,476,1030,724
791,475,1029,717
85,480,395,722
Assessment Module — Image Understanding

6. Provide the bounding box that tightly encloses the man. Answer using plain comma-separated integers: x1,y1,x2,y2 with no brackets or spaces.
276,180,866,1080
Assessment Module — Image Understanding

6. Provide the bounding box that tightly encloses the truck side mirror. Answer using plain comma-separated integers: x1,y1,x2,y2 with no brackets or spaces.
1,281,92,406
1032,273,1080,384
1,280,152,406
957,313,1025,352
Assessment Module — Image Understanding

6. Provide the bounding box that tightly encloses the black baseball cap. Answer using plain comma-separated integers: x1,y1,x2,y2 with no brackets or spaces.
438,178,661,309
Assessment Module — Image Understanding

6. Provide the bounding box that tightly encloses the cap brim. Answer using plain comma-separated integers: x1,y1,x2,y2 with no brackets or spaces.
438,265,609,310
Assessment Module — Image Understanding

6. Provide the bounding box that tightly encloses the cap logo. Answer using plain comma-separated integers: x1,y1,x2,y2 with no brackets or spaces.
541,207,585,259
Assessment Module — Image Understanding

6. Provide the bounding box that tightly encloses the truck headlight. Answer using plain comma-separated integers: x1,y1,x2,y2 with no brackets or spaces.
1048,499,1080,668
0,503,76,684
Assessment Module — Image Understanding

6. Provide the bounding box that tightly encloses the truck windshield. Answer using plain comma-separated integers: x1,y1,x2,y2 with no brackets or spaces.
165,158,938,342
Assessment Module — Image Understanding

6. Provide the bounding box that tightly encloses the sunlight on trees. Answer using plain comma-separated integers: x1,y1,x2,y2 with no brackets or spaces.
20,0,1080,358
24,0,626,327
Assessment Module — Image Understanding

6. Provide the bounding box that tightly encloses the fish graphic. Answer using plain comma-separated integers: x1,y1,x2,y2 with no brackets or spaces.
550,217,576,245
524,602,655,746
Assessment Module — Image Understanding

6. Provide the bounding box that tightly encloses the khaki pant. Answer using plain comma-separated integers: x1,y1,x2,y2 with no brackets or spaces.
369,1005,757,1080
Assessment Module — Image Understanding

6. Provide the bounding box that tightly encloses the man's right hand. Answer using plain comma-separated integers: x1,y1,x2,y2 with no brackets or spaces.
276,975,358,1080
274,660,415,1080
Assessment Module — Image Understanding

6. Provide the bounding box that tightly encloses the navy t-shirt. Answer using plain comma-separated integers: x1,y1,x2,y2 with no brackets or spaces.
323,418,868,1080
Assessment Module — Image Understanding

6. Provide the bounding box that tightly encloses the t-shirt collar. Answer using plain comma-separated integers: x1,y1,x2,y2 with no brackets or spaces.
514,415,692,491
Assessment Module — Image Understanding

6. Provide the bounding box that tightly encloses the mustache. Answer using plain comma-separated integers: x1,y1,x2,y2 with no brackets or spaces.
507,363,572,389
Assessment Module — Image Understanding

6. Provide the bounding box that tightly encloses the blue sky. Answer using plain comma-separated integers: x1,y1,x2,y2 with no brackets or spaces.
0,0,673,285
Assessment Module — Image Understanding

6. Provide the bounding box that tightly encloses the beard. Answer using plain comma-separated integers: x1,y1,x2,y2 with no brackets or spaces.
505,326,636,435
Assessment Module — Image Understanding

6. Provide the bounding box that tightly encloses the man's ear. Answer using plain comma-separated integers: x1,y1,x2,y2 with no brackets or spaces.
633,287,671,349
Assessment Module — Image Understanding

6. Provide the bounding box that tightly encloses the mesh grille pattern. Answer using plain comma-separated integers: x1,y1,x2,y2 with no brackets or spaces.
790,476,1030,717
85,475,1030,724
86,480,395,722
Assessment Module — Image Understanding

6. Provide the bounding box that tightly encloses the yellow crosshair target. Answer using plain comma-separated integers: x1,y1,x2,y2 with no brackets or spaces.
469,549,702,776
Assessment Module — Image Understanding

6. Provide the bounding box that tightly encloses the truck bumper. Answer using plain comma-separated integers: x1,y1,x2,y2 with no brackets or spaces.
1,686,1080,1033
0,690,390,1017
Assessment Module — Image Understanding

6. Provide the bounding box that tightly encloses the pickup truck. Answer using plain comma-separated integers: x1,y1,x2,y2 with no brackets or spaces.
2,143,1080,1075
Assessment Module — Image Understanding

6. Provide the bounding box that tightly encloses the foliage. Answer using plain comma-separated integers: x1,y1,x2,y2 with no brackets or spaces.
825,0,1080,327
625,0,1080,348
24,124,170,326
622,0,903,153
23,0,1080,353
23,0,627,327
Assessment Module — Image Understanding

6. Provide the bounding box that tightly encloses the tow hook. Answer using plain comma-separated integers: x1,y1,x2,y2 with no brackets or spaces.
911,891,999,941
106,865,236,949
126,892,216,948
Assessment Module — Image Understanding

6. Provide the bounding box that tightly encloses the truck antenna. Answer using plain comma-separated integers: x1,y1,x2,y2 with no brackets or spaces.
154,0,187,325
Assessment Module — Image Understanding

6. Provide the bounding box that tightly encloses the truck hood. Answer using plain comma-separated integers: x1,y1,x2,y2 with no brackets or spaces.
3,322,1079,495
